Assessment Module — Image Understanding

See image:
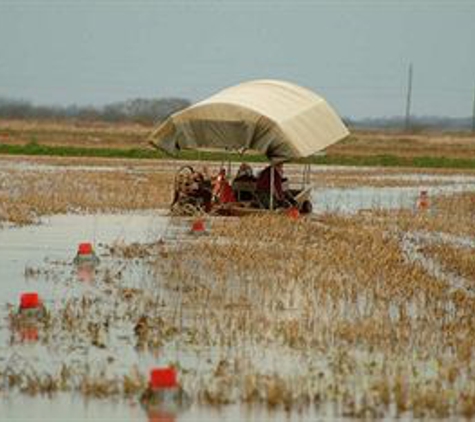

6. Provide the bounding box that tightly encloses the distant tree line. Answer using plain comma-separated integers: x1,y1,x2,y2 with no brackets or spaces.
0,97,472,131
0,97,191,124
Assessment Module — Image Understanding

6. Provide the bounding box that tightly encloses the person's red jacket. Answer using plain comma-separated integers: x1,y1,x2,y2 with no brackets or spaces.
213,172,236,203
256,166,284,199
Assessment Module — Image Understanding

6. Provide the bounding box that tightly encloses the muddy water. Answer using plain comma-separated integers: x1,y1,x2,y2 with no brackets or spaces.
0,213,168,302
1,395,316,421
0,212,181,369
313,183,475,214
1,170,475,420
0,214,165,421
0,213,321,421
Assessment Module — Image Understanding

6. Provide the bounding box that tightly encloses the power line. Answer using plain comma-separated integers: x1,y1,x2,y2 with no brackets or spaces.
404,63,413,131
472,80,475,132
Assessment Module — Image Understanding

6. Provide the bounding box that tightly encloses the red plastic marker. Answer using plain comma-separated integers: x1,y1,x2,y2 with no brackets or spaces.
78,242,93,255
417,190,430,210
286,207,300,220
149,367,178,390
74,242,100,267
191,219,205,233
20,292,41,309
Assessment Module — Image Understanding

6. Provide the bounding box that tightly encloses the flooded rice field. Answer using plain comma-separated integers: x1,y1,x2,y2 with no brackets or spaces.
1,157,475,420
0,213,328,421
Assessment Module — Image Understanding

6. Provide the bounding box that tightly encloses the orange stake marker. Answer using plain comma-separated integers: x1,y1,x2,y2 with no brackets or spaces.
191,218,206,233
417,190,430,210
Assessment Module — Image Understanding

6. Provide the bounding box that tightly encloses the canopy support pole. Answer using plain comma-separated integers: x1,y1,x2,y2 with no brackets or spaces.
270,165,275,211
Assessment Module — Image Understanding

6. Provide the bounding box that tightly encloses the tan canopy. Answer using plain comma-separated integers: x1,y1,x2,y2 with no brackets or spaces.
149,79,349,161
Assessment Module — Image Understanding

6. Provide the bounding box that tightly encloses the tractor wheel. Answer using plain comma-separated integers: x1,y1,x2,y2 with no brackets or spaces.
300,199,313,214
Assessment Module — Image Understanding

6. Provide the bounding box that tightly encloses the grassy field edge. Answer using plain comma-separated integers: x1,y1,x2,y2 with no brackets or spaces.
2,142,475,169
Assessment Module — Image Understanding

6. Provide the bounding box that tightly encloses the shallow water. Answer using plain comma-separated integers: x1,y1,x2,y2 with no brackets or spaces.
0,213,322,421
313,182,475,214
0,213,169,303
1,394,321,421
0,214,164,420
401,230,475,298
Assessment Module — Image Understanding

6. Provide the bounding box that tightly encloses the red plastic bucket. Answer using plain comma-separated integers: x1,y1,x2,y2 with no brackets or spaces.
78,242,93,255
191,219,205,233
149,367,177,390
20,292,41,309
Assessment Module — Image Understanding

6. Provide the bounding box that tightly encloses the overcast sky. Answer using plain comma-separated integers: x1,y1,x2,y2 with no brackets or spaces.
0,0,474,119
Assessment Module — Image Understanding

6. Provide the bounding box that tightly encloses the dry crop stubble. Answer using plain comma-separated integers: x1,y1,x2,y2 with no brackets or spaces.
0,167,174,225
422,242,475,283
147,213,475,415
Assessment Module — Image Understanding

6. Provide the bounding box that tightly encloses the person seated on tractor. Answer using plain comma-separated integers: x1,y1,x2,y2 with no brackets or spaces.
256,163,285,208
234,163,255,182
233,163,256,201
185,169,213,211
196,168,213,211
212,168,236,205
256,163,296,209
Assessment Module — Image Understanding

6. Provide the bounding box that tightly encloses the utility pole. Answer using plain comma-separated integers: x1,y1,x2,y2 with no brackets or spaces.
472,80,475,133
405,63,413,132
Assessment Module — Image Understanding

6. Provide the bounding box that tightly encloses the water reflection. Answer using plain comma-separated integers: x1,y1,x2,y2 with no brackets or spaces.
146,409,177,422
76,262,96,283
18,324,39,343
